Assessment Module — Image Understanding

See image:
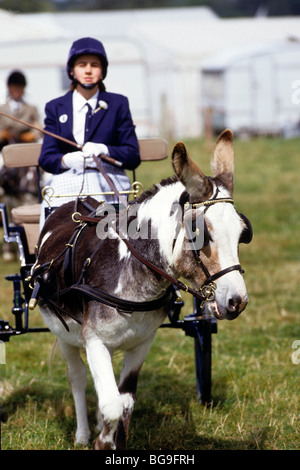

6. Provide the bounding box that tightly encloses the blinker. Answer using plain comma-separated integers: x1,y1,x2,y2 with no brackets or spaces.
191,210,253,247
192,217,210,250
238,213,253,244
186,212,210,251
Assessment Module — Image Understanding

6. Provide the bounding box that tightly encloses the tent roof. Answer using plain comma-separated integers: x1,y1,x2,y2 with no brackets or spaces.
0,8,68,41
201,38,300,71
20,6,218,39
0,8,299,68
128,16,300,66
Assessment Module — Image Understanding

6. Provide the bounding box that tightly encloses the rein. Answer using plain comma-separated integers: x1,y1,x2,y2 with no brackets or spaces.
74,199,244,309
70,209,214,303
72,186,217,305
74,157,223,303
73,158,245,308
87,156,129,207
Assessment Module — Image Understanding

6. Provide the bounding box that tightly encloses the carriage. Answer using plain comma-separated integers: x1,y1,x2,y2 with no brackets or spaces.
0,132,252,449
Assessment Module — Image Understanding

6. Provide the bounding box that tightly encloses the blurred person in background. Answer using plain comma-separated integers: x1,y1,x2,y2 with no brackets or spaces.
0,70,42,261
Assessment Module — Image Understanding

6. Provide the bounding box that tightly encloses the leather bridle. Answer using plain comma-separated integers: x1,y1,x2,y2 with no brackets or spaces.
29,156,250,329
184,198,245,283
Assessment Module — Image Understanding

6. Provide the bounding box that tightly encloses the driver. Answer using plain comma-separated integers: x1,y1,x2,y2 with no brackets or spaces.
39,37,140,223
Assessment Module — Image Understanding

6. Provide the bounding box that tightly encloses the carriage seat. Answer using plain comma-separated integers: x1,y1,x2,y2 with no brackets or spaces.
1,138,168,260
1,143,42,261
11,203,41,255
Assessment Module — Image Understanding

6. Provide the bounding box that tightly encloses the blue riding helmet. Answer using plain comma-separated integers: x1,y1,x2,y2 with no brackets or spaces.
67,37,109,80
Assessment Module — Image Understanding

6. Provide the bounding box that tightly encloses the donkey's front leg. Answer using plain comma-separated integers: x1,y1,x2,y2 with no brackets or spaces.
85,337,134,450
115,333,157,449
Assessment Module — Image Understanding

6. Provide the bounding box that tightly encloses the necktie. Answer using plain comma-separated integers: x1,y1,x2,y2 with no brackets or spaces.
84,103,92,142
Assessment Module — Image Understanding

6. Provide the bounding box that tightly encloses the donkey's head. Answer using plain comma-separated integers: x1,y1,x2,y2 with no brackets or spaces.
172,129,251,320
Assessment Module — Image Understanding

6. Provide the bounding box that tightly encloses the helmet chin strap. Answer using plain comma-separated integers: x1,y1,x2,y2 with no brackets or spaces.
75,79,98,90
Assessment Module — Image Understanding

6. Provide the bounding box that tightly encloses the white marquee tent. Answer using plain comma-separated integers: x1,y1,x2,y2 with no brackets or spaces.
0,7,299,138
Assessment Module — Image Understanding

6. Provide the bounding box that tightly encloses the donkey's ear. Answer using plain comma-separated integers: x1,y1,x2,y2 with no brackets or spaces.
211,129,234,195
172,142,212,201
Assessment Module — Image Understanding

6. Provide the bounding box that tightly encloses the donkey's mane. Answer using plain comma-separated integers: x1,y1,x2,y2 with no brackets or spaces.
134,175,179,205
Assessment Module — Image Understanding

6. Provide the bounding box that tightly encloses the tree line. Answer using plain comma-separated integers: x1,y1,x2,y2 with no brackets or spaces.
1,0,299,16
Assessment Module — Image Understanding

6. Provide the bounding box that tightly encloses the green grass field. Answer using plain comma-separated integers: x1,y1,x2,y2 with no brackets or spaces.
0,136,299,450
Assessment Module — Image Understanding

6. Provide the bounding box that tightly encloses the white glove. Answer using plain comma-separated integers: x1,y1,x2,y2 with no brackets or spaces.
82,142,109,158
62,151,86,173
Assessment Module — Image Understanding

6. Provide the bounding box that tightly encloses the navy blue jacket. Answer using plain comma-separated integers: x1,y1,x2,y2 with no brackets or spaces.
39,90,140,174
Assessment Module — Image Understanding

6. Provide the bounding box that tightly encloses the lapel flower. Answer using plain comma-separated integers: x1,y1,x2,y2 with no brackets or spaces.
99,100,108,109
93,100,108,114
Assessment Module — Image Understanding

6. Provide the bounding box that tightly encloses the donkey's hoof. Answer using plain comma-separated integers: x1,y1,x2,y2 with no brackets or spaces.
75,429,90,447
93,437,115,450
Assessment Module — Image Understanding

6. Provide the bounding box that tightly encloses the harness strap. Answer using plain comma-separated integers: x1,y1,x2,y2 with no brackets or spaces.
63,222,87,287
31,224,82,281
30,202,176,329
31,276,83,331
35,277,175,331
68,283,174,314
119,235,207,301
73,210,209,302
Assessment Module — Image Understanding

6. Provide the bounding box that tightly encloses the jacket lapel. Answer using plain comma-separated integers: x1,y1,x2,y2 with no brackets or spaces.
56,90,109,144
58,92,74,142
86,91,110,141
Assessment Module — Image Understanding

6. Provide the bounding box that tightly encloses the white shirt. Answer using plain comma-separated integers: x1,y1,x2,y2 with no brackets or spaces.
72,89,98,146
8,97,23,113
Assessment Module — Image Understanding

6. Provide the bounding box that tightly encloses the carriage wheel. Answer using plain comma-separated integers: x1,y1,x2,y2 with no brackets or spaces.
194,319,213,406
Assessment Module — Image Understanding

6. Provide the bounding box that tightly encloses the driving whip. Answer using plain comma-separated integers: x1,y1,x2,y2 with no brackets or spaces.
0,110,122,167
